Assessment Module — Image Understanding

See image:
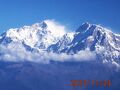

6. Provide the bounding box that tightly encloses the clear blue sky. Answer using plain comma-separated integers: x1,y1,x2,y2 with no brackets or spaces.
0,0,120,34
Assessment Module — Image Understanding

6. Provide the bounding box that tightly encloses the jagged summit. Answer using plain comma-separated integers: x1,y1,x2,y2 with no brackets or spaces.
76,22,91,32
40,21,48,28
32,21,48,29
76,22,107,33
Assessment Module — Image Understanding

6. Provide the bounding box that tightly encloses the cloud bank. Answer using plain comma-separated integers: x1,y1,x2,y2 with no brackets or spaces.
0,45,96,63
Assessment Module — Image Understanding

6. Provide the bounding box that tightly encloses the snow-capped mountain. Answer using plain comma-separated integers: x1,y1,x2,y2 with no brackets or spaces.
48,22,120,63
0,21,120,64
0,20,65,52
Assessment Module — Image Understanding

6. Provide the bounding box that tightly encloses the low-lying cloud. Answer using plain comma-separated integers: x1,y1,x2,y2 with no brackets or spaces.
0,45,96,63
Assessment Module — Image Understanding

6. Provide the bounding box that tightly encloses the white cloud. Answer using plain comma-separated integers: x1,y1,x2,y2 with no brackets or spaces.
0,45,96,63
44,19,66,37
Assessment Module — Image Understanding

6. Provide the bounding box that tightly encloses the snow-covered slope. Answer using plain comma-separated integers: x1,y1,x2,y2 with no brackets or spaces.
0,20,65,52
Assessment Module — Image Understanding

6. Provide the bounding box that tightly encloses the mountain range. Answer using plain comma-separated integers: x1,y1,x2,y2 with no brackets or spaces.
0,20,120,66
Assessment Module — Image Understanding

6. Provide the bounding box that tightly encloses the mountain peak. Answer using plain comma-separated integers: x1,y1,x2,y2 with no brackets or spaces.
76,22,108,34
82,22,90,25
39,21,48,29
31,21,47,29
0,20,67,50
76,22,91,32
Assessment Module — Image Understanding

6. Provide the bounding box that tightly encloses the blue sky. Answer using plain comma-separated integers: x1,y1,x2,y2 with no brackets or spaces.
0,0,120,34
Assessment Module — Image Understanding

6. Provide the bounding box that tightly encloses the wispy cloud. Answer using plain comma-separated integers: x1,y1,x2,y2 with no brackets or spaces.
44,19,67,37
